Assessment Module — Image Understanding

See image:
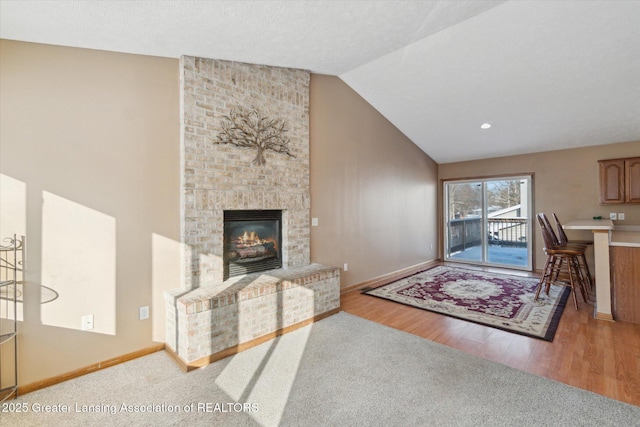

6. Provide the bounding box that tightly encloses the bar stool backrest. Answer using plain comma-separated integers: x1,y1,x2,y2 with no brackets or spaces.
539,213,561,248
552,213,570,246
537,213,559,250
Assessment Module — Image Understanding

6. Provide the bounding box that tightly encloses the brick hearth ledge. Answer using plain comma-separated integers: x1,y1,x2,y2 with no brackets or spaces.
165,263,340,366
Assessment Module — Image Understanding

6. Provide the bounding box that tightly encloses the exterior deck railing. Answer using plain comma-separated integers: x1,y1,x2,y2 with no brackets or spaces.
448,217,528,253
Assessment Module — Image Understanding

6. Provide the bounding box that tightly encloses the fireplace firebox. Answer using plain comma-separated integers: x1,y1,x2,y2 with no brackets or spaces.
223,210,282,279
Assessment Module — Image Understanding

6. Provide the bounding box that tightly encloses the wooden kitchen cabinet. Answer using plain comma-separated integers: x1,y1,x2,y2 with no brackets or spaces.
610,246,640,324
599,156,640,204
626,157,640,203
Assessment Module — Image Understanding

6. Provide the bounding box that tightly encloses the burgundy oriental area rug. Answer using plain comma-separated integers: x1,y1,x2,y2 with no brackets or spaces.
363,266,570,341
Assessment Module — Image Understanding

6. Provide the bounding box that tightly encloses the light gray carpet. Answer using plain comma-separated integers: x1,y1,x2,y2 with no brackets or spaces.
2,312,638,426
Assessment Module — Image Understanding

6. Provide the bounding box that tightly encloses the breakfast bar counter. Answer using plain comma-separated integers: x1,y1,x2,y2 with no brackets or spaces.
563,219,614,321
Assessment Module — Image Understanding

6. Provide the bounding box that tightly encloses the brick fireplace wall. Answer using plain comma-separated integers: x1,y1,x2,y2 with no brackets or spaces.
180,57,311,288
165,57,339,366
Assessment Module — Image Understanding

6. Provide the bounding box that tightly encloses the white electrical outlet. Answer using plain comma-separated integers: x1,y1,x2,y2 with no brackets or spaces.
618,213,625,220
139,306,149,320
81,314,94,331
311,217,319,227
610,213,617,220
343,263,348,272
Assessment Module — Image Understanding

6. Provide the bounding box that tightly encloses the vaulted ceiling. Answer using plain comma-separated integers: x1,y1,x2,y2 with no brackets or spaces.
2,0,639,163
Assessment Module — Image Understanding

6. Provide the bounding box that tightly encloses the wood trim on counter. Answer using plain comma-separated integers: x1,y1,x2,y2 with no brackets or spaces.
610,245,640,324
594,311,615,322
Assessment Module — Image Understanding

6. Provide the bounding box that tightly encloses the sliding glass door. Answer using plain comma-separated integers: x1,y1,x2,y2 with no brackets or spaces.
444,176,532,270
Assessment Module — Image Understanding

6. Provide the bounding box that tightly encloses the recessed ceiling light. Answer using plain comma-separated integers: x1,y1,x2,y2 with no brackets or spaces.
480,123,492,130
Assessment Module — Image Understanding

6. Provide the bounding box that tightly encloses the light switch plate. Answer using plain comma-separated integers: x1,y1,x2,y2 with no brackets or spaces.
81,314,94,330
311,217,318,226
139,306,150,320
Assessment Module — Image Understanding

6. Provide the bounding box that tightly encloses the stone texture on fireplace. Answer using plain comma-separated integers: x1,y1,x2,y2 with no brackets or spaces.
180,56,311,288
165,57,339,367
165,263,340,364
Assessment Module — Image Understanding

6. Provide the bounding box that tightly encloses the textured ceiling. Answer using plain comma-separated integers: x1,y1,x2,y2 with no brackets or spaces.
342,1,640,162
1,0,639,163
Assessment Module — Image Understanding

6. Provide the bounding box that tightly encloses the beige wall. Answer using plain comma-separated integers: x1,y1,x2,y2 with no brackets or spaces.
1,43,440,387
309,75,439,289
439,140,640,270
5,38,634,388
0,40,180,386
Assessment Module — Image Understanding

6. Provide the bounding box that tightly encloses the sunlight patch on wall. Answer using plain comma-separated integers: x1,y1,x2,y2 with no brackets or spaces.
41,191,116,335
151,233,181,342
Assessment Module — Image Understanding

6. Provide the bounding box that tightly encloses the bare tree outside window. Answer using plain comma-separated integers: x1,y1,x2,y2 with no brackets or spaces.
448,183,482,219
487,180,522,208
214,106,295,166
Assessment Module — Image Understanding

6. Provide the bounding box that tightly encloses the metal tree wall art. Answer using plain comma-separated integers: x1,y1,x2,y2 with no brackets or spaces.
215,106,295,166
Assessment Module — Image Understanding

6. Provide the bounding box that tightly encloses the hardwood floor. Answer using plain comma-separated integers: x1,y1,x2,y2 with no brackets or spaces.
341,262,640,407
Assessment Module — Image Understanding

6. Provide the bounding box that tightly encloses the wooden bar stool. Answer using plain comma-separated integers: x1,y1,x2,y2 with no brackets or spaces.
535,213,588,310
540,213,593,297
552,213,594,292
